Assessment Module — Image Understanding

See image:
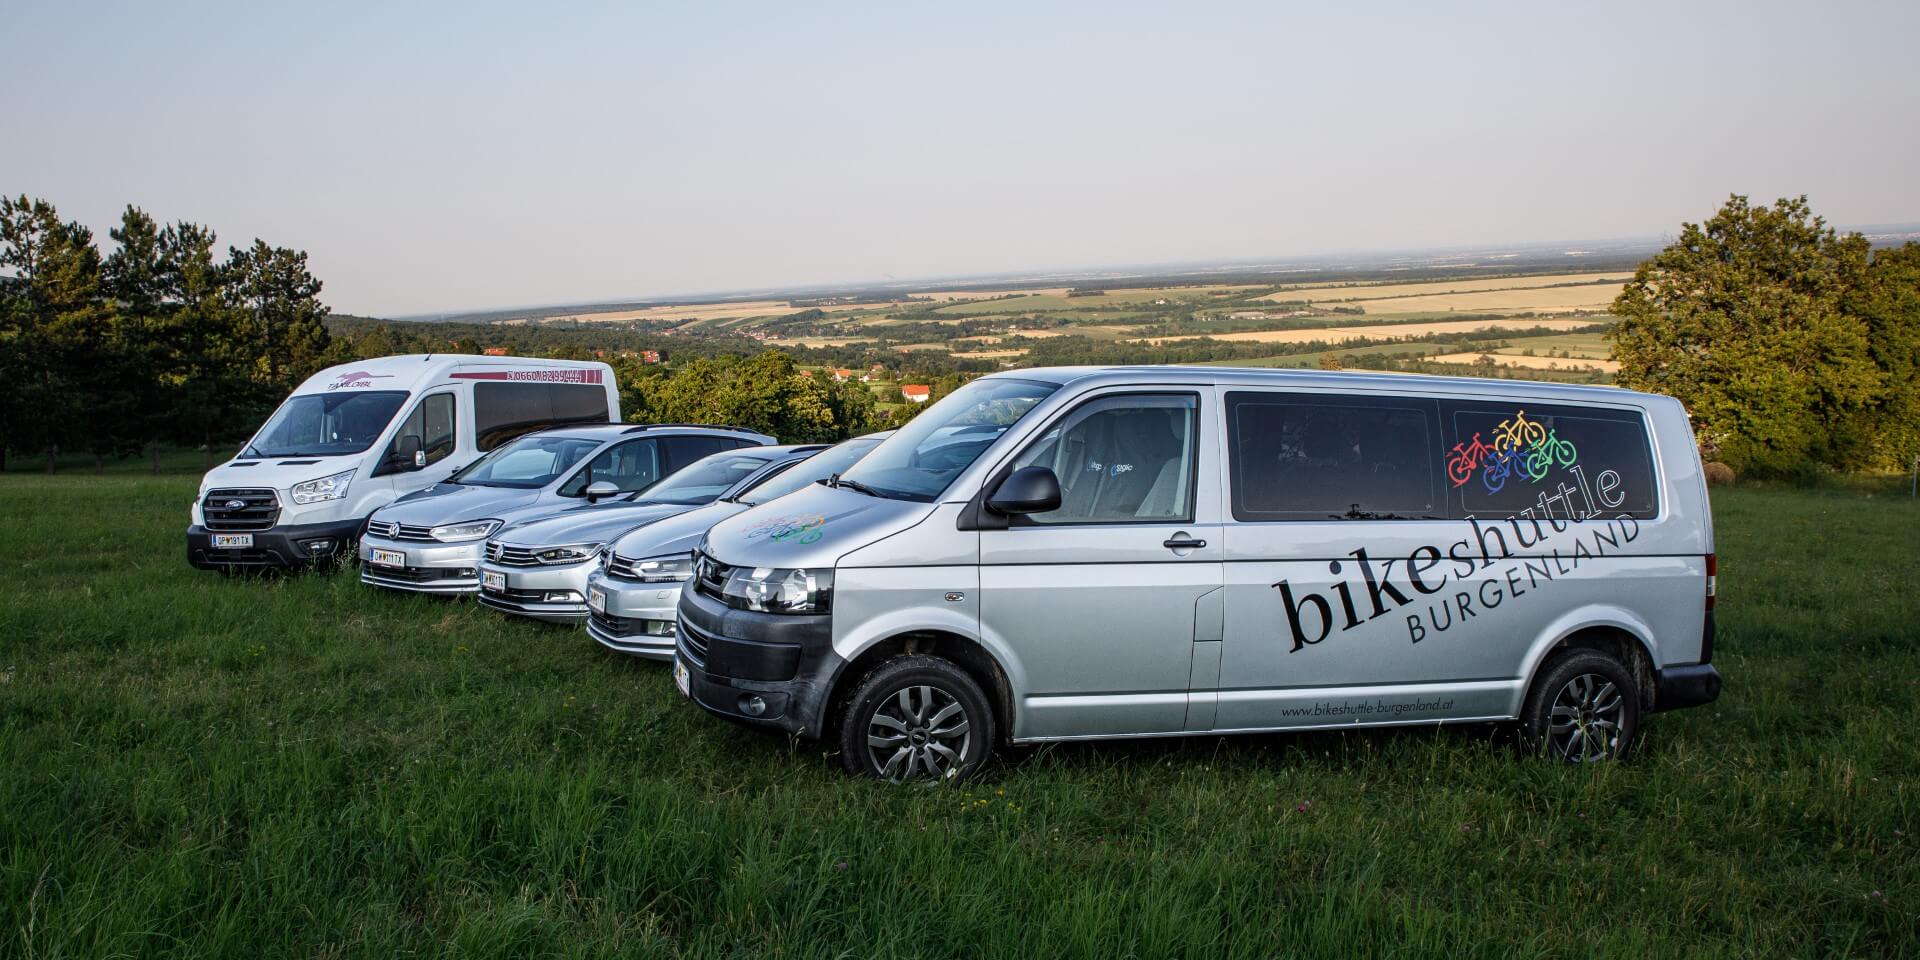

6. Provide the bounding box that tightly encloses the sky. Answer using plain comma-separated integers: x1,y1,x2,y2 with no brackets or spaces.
5,0,1918,317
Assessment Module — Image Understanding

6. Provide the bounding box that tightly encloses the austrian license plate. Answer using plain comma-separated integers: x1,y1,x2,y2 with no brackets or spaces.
482,570,506,593
674,657,691,698
369,548,406,568
210,533,253,549
587,587,607,614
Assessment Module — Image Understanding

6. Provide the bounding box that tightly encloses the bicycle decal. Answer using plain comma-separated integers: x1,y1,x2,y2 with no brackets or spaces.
742,513,829,545
1444,409,1578,491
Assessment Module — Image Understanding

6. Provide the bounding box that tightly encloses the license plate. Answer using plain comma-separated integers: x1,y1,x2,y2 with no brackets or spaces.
674,658,691,697
211,533,253,549
369,548,406,568
482,570,506,593
588,587,606,614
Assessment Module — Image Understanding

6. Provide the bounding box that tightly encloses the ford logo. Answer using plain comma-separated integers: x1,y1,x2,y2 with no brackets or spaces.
223,499,248,509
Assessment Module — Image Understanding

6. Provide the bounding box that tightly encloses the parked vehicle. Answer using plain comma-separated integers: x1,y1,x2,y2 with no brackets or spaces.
675,367,1722,783
187,354,618,570
585,431,891,657
358,423,773,594
477,444,828,622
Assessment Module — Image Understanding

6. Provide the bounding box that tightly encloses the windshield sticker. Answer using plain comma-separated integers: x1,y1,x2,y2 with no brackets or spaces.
1445,409,1579,493
327,370,394,390
1274,468,1641,653
742,513,828,545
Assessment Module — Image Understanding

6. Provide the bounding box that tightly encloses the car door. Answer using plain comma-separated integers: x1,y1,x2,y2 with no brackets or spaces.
560,438,663,498
372,391,462,494
978,390,1224,740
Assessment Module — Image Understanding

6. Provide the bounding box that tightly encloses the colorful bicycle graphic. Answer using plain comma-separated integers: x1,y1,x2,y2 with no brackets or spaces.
742,513,829,545
1444,409,1578,493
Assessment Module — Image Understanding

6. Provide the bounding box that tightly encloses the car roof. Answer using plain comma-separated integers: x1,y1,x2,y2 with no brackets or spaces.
989,365,1674,410
530,423,777,443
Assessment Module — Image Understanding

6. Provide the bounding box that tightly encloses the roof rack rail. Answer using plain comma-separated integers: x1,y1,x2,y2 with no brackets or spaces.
622,423,763,434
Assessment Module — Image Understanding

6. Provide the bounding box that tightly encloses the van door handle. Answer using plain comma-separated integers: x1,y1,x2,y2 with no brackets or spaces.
1163,536,1207,550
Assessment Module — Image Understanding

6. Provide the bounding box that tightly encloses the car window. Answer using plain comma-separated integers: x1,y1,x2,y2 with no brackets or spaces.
451,435,602,488
1443,400,1659,520
1226,392,1441,521
383,392,457,469
837,378,1056,501
560,439,660,496
1009,394,1198,524
637,451,775,504
736,437,883,505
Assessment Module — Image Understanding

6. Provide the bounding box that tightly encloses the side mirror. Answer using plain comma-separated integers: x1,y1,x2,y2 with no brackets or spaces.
585,480,620,503
394,434,422,470
986,466,1061,515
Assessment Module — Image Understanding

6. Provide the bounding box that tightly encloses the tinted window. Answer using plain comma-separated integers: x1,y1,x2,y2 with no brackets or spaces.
661,435,734,474
473,382,610,451
1443,400,1658,520
560,439,660,496
245,390,409,458
1010,394,1198,524
1226,392,1441,521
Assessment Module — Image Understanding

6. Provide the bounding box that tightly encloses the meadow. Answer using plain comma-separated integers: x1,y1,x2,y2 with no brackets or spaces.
2,471,1915,958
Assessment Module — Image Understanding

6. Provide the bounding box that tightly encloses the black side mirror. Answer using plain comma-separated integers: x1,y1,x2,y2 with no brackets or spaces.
393,435,423,470
986,466,1062,515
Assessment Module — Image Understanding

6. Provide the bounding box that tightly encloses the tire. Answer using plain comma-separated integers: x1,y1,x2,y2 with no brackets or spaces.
1522,650,1640,762
835,656,995,784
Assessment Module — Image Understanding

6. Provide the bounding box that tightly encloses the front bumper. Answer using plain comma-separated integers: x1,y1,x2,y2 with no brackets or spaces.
674,581,841,737
358,535,482,594
477,558,595,621
187,517,362,570
583,571,685,660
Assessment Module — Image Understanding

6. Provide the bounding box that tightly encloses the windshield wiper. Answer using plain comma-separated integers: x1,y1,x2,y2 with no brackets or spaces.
827,473,888,498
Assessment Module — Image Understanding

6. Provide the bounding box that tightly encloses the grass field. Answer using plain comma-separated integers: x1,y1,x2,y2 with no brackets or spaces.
1261,272,1629,304
3,472,1916,957
1138,316,1604,346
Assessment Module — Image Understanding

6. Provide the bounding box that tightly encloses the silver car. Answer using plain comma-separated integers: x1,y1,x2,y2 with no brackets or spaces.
586,431,891,658
358,423,772,593
477,445,827,621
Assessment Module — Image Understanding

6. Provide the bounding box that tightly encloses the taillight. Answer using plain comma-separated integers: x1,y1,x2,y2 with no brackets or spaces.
1705,553,1717,610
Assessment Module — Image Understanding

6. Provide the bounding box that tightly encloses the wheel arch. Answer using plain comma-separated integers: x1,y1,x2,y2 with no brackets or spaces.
828,629,1017,745
1520,607,1660,712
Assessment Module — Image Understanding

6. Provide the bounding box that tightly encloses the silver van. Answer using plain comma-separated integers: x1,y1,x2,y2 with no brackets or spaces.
586,431,890,657
477,444,827,621
359,423,772,593
674,367,1722,783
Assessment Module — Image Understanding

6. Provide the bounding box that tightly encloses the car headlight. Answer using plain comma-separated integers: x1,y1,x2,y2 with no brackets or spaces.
430,519,501,542
630,553,693,583
290,470,355,505
717,564,833,614
534,542,604,566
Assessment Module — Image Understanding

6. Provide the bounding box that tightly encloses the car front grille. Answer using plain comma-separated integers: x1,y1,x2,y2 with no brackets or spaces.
203,489,280,531
485,541,543,566
365,520,437,542
678,618,712,667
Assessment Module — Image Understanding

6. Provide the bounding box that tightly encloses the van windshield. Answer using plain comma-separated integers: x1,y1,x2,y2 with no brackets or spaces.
244,391,409,459
835,378,1056,501
451,435,603,489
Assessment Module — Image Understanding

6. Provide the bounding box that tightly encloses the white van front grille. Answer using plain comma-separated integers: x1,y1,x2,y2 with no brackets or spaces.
203,489,280,531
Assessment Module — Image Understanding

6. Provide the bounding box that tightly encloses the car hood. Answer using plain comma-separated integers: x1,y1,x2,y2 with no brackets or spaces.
198,454,362,495
492,500,699,548
701,482,931,569
608,500,749,559
374,483,545,525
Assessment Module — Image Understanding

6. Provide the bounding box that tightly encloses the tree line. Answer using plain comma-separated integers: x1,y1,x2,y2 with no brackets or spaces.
1610,195,1920,477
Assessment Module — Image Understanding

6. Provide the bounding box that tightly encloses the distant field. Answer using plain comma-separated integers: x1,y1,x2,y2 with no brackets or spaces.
1138,316,1604,346
1261,271,1629,304
1351,284,1625,316
1426,351,1621,373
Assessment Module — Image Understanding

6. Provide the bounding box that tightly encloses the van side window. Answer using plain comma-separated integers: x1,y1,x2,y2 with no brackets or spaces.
1008,393,1198,524
1442,400,1659,520
381,392,457,471
1225,392,1441,521
560,439,661,496
473,381,611,451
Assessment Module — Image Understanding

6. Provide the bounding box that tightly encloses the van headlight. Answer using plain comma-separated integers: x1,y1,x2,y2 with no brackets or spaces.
534,543,604,566
719,566,833,614
430,519,501,542
290,470,355,505
630,553,693,583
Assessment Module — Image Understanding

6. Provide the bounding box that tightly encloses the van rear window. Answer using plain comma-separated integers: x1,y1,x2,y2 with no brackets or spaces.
1442,400,1658,520
1225,391,1662,522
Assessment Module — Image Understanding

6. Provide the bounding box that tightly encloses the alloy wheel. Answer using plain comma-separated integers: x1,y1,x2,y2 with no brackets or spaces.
1547,673,1625,762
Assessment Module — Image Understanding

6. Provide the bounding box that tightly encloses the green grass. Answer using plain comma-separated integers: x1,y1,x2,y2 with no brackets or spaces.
2,474,1915,957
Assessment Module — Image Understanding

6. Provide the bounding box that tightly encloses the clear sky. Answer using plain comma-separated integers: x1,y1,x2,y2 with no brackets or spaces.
6,0,1917,316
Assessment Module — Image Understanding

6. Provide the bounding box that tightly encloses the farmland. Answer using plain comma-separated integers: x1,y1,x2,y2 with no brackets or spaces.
2,469,1916,957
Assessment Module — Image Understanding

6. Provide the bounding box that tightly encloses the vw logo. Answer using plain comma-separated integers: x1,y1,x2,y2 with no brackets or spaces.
222,499,248,509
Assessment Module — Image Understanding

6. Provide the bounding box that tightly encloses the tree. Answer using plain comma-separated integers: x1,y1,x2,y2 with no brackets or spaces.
1609,195,1882,476
0,195,120,471
1845,242,1920,468
228,239,332,401
1318,351,1341,371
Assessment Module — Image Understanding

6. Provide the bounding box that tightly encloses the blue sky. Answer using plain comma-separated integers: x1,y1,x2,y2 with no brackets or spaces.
6,1,1917,316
